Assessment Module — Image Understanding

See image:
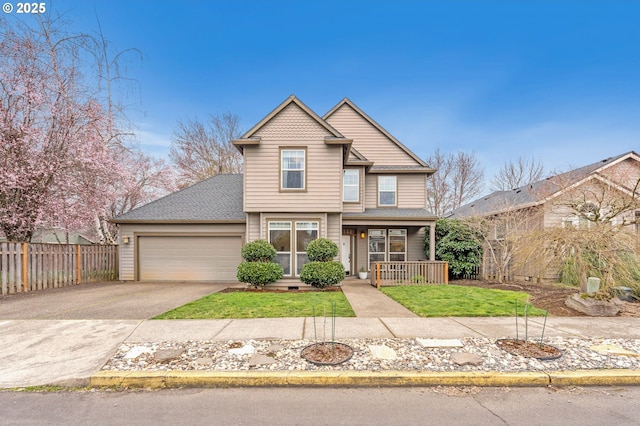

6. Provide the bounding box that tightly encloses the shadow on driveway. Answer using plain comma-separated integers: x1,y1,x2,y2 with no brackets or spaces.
0,281,232,320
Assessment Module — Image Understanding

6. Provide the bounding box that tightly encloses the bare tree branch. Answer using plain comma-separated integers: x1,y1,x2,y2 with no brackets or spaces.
491,156,545,191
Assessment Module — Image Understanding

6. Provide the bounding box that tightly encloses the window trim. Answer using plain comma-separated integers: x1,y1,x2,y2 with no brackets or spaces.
377,175,397,207
294,221,319,275
280,148,307,192
343,168,360,203
268,219,320,277
268,221,293,277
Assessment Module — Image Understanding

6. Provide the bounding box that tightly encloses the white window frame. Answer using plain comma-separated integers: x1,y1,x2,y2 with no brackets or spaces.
281,149,306,190
388,229,407,262
368,229,387,268
294,221,319,275
378,176,397,206
268,221,292,276
343,169,359,202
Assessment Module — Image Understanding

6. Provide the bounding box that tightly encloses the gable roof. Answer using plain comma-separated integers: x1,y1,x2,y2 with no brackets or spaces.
323,98,431,169
450,151,640,218
112,174,245,223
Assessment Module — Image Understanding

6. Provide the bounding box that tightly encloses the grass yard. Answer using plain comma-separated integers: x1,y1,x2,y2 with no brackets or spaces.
154,290,355,319
381,285,549,317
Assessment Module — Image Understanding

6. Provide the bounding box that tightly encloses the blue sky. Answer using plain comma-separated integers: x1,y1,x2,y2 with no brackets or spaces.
15,1,640,192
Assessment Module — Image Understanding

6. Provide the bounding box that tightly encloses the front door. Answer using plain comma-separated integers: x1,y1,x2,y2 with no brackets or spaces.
340,235,351,275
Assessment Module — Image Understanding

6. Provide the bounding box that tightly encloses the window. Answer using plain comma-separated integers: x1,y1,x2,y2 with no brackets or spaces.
368,229,407,267
343,169,359,202
378,176,397,206
269,221,292,276
281,149,305,190
388,229,406,262
368,229,387,266
295,221,319,275
268,220,319,276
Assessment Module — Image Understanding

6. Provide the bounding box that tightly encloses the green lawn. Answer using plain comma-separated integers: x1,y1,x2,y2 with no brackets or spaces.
154,291,355,319
381,285,548,317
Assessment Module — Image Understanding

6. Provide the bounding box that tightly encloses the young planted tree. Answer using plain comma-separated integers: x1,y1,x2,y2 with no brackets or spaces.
169,113,243,188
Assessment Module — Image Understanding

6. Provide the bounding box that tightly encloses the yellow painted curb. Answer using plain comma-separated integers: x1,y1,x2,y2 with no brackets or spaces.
91,370,550,388
548,369,640,386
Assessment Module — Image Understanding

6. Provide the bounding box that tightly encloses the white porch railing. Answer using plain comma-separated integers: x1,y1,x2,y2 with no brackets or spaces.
370,261,449,288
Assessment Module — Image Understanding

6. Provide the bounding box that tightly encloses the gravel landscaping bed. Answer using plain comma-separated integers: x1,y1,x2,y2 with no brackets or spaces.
102,337,640,373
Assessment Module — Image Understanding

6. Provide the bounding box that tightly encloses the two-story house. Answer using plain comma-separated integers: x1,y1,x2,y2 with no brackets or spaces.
450,151,640,282
113,96,438,283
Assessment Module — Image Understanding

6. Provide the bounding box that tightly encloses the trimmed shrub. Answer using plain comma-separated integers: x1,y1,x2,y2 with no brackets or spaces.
241,239,277,262
425,218,482,279
306,238,339,262
236,261,284,288
300,261,345,289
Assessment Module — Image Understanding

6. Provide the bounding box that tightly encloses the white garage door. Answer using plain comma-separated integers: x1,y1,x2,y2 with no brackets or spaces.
138,236,242,281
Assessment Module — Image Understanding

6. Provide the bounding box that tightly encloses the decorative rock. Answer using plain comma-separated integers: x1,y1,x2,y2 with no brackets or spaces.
369,345,398,360
589,344,640,358
154,348,185,363
266,344,285,353
194,357,213,366
229,344,256,355
565,294,621,316
123,346,153,359
249,354,276,366
450,352,483,366
417,338,464,348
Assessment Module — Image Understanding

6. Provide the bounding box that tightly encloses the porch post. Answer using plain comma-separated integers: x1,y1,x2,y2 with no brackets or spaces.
429,222,436,261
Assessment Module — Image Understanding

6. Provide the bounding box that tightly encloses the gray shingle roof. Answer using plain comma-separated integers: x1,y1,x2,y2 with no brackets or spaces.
112,174,244,223
449,151,635,218
343,208,437,220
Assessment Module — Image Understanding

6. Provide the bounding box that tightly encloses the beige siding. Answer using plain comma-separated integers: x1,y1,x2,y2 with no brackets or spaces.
247,213,260,242
325,103,421,166
118,223,245,281
399,174,427,208
364,174,426,209
244,103,342,212
327,213,342,248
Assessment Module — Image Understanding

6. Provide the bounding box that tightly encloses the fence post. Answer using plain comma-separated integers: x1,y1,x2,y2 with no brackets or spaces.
376,262,381,289
21,242,28,292
76,245,81,284
444,262,449,284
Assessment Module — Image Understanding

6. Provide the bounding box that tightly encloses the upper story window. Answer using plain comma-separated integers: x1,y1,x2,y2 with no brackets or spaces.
378,176,397,206
343,169,359,202
281,149,305,190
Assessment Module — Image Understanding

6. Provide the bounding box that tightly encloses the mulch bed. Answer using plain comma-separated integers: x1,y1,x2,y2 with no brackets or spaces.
300,342,354,365
496,338,563,360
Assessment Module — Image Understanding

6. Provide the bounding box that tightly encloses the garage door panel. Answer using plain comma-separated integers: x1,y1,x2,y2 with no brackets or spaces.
138,236,241,281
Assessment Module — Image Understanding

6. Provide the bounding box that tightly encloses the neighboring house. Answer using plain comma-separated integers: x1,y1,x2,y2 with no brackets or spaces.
113,96,438,282
450,151,640,281
0,229,95,245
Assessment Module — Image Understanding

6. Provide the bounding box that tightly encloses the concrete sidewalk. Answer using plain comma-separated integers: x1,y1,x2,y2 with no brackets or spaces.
2,316,640,388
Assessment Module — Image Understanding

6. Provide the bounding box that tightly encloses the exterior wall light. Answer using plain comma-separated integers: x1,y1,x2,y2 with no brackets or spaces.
360,232,366,239
122,236,130,244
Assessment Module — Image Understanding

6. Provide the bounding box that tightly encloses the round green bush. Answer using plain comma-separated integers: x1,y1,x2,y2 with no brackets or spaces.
236,261,284,288
299,261,345,289
241,239,277,262
306,238,338,262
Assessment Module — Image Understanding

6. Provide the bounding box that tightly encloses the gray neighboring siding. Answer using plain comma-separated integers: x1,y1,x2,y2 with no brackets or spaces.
244,103,343,213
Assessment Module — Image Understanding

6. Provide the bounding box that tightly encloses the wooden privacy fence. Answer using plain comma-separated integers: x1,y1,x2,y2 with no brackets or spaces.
370,261,449,288
0,242,118,295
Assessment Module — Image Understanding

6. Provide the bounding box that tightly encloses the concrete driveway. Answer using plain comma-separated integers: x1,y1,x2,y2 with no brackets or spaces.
0,281,231,320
